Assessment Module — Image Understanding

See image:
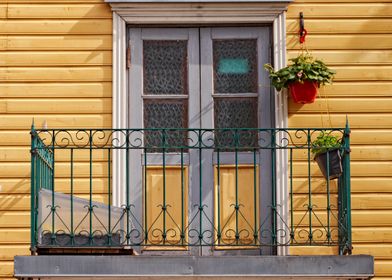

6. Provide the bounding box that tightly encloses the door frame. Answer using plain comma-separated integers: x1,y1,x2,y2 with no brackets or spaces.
109,2,289,255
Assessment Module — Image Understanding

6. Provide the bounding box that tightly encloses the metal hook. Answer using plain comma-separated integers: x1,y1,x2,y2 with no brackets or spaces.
299,12,305,37
299,12,307,44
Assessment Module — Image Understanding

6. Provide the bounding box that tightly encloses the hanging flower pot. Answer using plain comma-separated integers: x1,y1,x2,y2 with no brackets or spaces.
264,53,335,104
311,133,343,180
314,148,343,180
288,80,319,104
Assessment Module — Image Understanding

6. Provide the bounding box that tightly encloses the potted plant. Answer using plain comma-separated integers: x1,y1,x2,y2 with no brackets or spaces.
264,53,336,104
311,132,343,180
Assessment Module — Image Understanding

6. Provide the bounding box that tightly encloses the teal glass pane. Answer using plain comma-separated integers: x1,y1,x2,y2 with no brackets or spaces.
218,59,249,74
213,39,258,94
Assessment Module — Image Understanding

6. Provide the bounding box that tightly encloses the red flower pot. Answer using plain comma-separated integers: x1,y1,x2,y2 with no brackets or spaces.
288,80,319,104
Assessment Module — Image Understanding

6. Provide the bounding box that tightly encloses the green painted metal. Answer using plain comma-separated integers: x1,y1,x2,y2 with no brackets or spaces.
30,127,352,254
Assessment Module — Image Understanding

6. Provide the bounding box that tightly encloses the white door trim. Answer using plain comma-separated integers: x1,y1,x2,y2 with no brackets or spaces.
110,3,289,255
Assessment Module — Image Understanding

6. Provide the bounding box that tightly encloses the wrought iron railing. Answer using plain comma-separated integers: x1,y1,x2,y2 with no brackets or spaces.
30,124,352,255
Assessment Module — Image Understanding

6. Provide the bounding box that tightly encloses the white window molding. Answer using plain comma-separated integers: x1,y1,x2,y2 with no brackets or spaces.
108,1,290,255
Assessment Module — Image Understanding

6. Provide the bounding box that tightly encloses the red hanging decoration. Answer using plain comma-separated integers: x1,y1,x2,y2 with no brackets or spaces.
299,12,307,44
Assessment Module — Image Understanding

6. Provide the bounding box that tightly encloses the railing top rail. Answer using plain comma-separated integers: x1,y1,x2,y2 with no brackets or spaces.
31,127,347,150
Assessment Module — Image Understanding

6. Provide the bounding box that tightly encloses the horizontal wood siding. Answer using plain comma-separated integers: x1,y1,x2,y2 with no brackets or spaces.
0,1,112,278
0,0,390,279
287,1,392,278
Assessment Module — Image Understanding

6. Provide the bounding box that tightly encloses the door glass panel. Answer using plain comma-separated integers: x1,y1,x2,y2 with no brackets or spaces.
214,97,258,149
143,40,188,95
213,39,258,94
144,99,188,151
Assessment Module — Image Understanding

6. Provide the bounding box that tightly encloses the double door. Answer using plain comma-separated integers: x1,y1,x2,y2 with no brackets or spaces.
128,27,273,255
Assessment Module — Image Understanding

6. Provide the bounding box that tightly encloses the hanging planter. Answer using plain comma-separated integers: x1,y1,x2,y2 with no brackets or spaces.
264,53,335,104
288,80,318,104
312,133,343,180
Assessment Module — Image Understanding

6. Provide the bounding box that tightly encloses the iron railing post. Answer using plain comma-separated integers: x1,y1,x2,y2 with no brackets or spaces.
341,119,352,254
30,123,37,254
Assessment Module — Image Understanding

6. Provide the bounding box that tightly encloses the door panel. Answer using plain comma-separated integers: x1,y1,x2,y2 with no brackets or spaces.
128,28,199,253
128,27,271,255
145,166,188,247
201,27,272,254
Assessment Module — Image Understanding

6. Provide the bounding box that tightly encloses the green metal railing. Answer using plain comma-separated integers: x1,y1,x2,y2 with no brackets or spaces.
30,124,352,255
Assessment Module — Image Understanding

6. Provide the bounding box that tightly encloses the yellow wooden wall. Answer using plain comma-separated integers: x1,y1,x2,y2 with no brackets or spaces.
287,1,392,279
0,1,112,278
0,0,391,279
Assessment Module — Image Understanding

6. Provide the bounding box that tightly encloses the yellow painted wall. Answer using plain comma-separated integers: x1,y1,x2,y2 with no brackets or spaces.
286,1,392,279
0,1,112,278
0,0,391,279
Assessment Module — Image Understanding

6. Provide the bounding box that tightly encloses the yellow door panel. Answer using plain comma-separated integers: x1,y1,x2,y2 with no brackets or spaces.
214,165,259,246
145,166,188,247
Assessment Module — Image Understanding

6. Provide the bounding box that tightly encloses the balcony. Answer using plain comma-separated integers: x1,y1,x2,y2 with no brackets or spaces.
13,125,376,279
27,125,353,253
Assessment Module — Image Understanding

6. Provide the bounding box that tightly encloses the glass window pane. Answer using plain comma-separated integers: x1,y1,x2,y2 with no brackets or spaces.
143,40,188,95
144,99,188,151
214,97,258,149
213,39,258,94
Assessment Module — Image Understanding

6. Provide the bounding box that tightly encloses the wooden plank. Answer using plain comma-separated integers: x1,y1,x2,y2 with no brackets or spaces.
289,246,337,255
288,114,392,129
7,4,111,19
353,227,392,243
291,161,392,177
350,129,392,145
292,177,392,194
0,131,31,146
0,229,29,244
0,211,29,228
0,178,109,194
0,114,112,130
0,19,112,35
287,50,392,65
287,19,392,34
0,82,112,98
291,145,392,161
351,178,392,193
293,210,392,227
287,35,392,50
0,67,111,82
0,51,112,66
294,82,392,97
375,261,392,276
292,194,392,210
0,162,109,178
0,245,30,260
289,98,392,113
0,147,110,162
332,66,392,81
287,3,392,18
352,194,392,210
0,261,13,277
0,35,112,51
0,194,109,211
0,5,6,19
0,99,112,114
291,194,337,210
353,244,392,259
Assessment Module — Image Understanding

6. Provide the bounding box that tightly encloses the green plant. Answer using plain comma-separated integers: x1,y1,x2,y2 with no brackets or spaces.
311,132,341,156
264,53,336,91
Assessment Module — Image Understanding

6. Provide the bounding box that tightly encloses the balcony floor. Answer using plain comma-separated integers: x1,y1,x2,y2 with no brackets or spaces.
14,255,373,279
